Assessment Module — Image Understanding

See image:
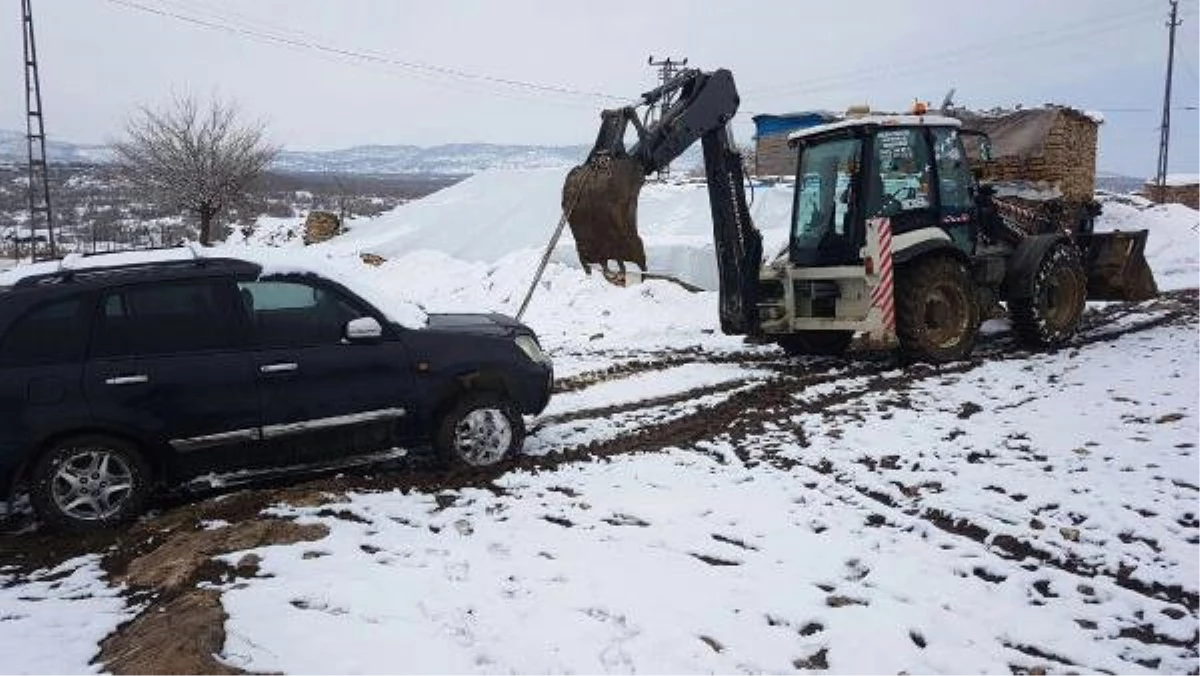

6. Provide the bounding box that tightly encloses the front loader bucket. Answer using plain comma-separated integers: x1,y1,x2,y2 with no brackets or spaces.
1077,230,1158,301
562,156,648,279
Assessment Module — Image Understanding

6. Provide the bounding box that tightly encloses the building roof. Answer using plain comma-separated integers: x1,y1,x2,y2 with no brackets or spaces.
787,115,962,142
1145,174,1200,187
751,111,838,137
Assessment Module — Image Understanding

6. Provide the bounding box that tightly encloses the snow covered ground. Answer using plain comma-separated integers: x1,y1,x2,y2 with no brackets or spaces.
0,172,1197,674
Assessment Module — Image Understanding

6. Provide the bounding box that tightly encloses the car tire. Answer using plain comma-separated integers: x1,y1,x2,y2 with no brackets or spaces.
1010,243,1087,347
29,434,151,532
434,392,525,469
895,255,980,363
775,331,854,357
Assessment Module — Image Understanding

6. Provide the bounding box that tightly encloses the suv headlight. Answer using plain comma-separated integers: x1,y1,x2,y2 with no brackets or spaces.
514,335,551,365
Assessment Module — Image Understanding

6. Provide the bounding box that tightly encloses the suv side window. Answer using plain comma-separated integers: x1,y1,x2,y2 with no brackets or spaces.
93,280,238,357
239,280,366,347
0,296,89,366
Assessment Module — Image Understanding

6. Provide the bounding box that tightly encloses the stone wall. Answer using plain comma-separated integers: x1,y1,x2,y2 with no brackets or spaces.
1144,183,1200,209
964,107,1100,204
755,134,798,178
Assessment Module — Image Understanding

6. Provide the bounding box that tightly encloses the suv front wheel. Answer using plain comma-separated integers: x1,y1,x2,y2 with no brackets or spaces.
434,392,524,469
30,434,151,531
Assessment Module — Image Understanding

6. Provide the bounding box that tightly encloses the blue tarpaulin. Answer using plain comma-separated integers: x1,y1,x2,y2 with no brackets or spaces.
752,112,837,138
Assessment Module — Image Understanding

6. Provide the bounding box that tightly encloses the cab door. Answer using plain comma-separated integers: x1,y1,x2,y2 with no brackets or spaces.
931,126,980,254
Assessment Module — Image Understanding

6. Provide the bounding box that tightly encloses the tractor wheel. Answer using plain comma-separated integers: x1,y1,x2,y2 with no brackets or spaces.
1010,243,1087,347
895,256,980,363
776,331,854,357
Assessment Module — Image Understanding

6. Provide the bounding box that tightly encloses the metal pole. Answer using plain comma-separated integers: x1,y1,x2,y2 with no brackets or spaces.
21,0,56,260
1156,0,1180,189
516,166,596,320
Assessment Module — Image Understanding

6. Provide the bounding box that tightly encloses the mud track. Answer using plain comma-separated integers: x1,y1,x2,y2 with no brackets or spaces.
0,290,1195,673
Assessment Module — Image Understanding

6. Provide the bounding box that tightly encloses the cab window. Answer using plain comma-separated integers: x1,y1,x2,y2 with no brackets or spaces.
792,137,863,264
867,128,933,217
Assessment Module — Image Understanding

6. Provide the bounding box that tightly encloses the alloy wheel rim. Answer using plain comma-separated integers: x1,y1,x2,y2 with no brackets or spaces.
50,449,134,521
453,408,513,466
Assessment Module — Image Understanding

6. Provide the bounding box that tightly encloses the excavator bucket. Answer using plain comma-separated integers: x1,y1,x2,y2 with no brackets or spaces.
1076,229,1158,301
562,155,648,280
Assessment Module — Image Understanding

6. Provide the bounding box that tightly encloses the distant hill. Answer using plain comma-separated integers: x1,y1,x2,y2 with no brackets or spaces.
0,129,112,165
0,130,596,175
0,130,710,175
1095,172,1147,195
272,143,591,174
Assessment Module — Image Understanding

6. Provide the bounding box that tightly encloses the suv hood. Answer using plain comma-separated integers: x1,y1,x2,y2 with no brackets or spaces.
419,312,529,337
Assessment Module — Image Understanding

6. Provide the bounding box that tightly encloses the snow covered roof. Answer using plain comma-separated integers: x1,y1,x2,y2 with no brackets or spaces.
1145,173,1200,187
0,245,428,328
787,115,961,142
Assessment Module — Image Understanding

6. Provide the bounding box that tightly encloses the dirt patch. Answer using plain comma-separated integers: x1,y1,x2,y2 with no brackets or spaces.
98,589,242,674
119,519,328,593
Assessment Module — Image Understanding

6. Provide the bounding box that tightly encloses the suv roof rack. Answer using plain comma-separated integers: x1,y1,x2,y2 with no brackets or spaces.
12,246,258,289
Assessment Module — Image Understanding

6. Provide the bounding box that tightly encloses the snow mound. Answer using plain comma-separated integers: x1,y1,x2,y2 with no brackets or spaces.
313,168,793,291
1095,197,1199,291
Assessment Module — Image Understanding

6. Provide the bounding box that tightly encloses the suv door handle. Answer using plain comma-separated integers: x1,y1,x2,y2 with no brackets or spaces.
104,375,149,386
259,362,298,374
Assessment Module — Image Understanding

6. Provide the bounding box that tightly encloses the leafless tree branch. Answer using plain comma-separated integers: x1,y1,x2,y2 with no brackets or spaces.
113,95,279,244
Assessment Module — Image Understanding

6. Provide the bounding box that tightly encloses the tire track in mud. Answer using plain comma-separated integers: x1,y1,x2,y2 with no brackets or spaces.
1,294,1194,674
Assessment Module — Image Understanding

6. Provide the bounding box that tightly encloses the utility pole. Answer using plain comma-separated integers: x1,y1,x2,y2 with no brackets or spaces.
1155,0,1181,190
21,0,56,261
648,55,688,179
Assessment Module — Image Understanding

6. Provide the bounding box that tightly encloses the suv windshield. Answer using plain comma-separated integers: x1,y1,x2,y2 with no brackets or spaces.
792,136,863,265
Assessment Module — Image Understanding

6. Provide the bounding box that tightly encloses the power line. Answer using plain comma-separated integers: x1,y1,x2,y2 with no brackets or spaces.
743,3,1164,101
102,0,629,105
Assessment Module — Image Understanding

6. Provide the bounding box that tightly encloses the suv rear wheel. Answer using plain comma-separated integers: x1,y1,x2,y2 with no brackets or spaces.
434,392,524,469
29,434,151,531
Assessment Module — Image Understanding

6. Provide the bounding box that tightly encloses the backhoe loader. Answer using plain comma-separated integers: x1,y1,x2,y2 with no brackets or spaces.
562,68,1157,362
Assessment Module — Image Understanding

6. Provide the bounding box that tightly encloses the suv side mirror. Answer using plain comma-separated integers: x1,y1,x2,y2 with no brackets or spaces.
345,316,383,342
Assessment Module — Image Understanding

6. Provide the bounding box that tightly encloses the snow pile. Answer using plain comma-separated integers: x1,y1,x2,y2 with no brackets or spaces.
352,248,746,354
1095,196,1199,291
315,168,793,291
0,555,133,672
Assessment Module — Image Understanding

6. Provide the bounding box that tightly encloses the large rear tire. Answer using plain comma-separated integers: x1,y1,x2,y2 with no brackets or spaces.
776,331,854,357
1010,243,1087,347
896,256,980,363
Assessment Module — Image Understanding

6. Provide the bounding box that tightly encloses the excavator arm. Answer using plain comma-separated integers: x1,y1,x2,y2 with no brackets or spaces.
564,68,763,335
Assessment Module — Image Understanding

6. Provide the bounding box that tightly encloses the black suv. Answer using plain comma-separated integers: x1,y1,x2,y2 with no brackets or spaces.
0,253,553,530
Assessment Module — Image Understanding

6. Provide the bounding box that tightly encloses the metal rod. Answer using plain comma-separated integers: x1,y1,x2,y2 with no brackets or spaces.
516,166,595,320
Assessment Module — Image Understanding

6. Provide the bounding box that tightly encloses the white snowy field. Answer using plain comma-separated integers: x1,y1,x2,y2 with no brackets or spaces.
218,319,1198,674
0,171,1197,674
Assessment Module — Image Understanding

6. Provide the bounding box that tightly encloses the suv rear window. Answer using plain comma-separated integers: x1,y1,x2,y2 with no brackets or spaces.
93,281,238,357
0,296,89,366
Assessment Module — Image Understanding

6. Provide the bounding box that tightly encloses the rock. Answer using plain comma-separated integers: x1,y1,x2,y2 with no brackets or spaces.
360,252,387,266
303,210,342,245
1059,527,1080,542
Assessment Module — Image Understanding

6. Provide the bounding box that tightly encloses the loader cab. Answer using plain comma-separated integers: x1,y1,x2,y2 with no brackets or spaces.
787,116,978,266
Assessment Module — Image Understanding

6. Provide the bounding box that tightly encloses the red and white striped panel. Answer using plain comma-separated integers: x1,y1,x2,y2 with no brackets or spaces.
868,217,896,333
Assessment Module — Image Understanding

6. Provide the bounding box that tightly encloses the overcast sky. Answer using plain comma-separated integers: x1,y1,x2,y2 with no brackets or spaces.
2,0,1197,177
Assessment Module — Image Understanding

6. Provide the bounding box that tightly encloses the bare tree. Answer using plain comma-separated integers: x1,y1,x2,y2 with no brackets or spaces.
113,96,278,245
